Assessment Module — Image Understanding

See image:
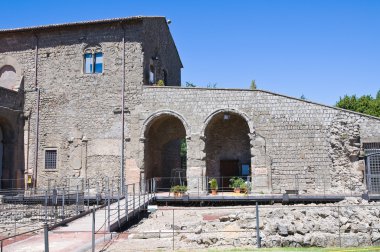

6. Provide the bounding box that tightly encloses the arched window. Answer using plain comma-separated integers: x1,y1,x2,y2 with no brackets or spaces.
149,64,155,84
84,46,103,74
163,69,168,85
0,65,17,90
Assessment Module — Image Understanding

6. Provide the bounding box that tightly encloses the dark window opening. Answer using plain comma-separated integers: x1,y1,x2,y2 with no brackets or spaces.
163,69,168,85
45,150,57,169
84,47,103,74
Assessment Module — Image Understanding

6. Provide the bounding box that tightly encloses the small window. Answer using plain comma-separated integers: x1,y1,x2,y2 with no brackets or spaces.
94,52,103,73
84,53,93,73
45,150,57,169
84,46,103,74
149,65,155,84
163,69,168,85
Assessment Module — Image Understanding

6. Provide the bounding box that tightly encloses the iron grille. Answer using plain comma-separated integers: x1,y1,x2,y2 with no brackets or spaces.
45,150,57,169
363,142,380,154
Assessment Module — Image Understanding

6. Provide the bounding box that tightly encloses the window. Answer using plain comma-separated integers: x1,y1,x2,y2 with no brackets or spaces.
149,65,155,84
163,69,168,85
84,46,103,74
45,149,57,169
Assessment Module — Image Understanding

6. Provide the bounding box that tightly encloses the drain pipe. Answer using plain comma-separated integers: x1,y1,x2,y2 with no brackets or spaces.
33,34,40,190
120,24,126,193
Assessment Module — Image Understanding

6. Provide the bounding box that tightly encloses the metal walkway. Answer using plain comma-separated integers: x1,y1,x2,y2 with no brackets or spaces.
3,192,154,252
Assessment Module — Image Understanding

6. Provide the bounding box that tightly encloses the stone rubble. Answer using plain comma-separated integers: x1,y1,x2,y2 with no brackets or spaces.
126,198,380,250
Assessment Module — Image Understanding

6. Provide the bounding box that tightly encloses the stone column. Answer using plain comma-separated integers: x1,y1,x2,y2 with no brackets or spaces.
186,133,206,193
251,134,272,193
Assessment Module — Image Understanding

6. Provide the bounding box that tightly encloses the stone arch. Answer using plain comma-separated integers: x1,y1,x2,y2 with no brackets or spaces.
200,108,255,138
0,116,16,189
202,109,252,190
0,56,23,91
140,110,191,140
141,110,190,191
0,126,3,188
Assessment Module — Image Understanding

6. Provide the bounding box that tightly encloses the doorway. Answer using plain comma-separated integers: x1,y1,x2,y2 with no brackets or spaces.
220,160,239,189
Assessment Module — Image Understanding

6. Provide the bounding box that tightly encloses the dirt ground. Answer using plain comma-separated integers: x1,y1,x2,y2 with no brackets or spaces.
92,205,260,251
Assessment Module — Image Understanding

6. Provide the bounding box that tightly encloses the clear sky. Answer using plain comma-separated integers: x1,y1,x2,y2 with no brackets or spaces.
1,0,379,105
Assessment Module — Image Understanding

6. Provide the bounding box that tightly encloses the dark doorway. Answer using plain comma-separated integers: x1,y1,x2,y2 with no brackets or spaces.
204,112,251,183
144,115,187,191
220,160,239,189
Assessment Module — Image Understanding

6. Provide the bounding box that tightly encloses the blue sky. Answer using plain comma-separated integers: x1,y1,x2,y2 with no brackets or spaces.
1,0,379,105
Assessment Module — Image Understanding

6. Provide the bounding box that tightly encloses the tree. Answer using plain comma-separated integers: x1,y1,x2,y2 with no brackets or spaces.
184,82,196,87
336,90,380,117
207,82,217,88
250,80,257,90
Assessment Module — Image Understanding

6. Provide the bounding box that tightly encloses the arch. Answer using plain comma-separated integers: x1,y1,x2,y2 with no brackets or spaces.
203,109,252,190
0,55,22,74
140,110,191,140
142,111,189,190
200,108,254,138
0,116,16,189
0,126,3,188
0,65,18,90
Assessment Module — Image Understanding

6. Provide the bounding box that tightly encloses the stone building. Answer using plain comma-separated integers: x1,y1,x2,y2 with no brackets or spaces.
0,16,379,194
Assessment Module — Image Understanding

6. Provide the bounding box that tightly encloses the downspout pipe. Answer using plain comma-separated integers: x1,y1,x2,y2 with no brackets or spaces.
33,34,40,190
120,24,126,193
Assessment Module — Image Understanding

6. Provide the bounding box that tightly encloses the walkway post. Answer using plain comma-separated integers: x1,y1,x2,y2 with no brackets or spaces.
133,184,136,218
44,190,48,223
108,188,111,232
76,185,79,215
172,209,175,251
44,223,49,252
256,202,261,248
92,207,95,252
117,189,120,228
125,185,128,221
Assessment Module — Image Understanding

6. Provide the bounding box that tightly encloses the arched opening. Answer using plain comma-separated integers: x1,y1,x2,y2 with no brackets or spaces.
0,126,3,188
204,112,251,191
144,114,187,191
0,65,17,90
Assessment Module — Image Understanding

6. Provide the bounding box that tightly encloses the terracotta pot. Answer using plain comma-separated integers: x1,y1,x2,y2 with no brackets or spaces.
211,189,217,195
234,188,241,194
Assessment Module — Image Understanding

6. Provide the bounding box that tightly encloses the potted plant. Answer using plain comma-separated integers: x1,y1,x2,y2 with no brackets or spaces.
170,185,187,197
208,178,218,195
229,177,245,193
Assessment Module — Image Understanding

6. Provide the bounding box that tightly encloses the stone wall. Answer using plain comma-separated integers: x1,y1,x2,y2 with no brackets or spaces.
1,17,380,193
0,17,182,188
133,86,380,194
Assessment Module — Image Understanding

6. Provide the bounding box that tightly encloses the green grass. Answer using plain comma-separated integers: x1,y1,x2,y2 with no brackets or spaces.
203,247,380,252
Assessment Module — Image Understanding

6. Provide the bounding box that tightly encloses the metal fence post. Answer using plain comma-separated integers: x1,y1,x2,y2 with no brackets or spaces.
256,202,261,248
117,189,120,228
62,188,65,220
108,188,111,232
87,179,90,210
172,208,175,251
133,184,136,218
92,207,95,252
76,185,79,215
44,223,49,252
125,185,128,221
45,190,48,223
138,183,141,214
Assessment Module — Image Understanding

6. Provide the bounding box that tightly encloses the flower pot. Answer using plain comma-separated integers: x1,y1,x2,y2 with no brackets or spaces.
211,189,217,195
234,188,241,194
